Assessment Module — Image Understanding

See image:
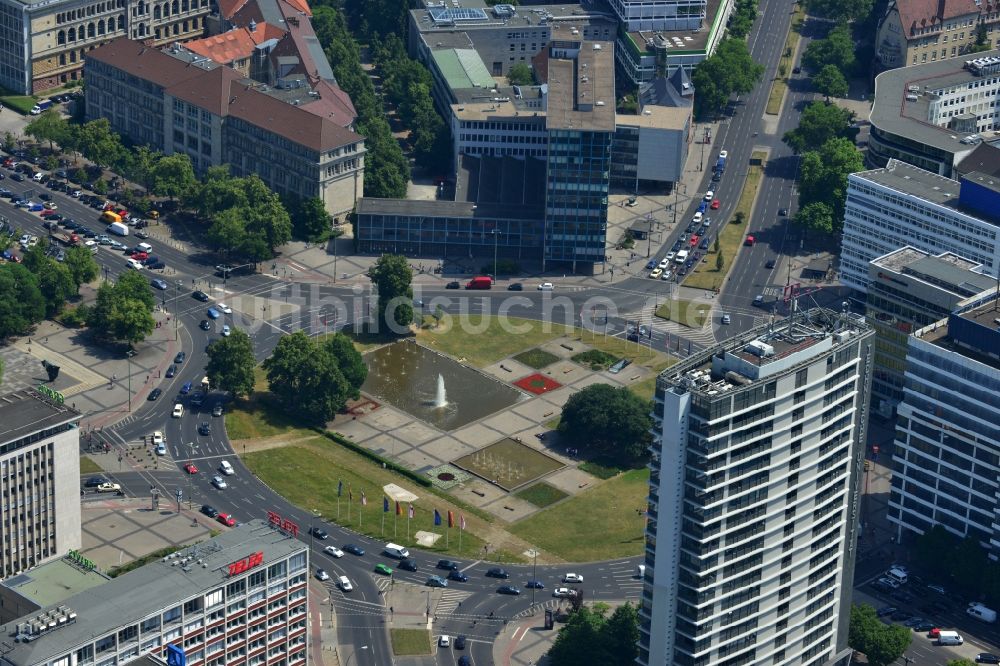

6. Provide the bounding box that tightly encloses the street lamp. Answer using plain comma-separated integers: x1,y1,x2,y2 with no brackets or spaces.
126,350,136,412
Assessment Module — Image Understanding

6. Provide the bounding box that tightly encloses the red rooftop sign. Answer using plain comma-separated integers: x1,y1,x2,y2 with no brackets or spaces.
228,551,264,576
267,510,300,537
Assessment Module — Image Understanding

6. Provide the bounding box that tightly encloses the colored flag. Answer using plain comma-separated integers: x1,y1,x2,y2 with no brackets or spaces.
434,509,442,526
447,510,455,528
361,492,367,506
408,505,414,519
395,501,403,516
337,480,343,497
460,514,466,530
383,497,390,513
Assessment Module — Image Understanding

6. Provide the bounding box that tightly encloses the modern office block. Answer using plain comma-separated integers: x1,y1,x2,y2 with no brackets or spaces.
887,293,1000,557
641,308,875,666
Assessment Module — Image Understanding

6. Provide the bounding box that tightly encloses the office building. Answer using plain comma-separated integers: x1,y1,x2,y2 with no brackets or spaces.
869,50,1000,177
84,38,364,221
887,293,1000,557
0,0,211,94
0,389,81,581
875,0,1000,72
865,247,996,418
0,518,309,666
641,308,874,666
841,160,1000,293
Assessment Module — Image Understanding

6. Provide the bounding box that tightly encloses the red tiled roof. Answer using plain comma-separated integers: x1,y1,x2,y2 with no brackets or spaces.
184,29,257,65
166,65,244,116
283,0,311,17
298,80,356,128
86,38,206,89
898,0,979,35
217,0,251,20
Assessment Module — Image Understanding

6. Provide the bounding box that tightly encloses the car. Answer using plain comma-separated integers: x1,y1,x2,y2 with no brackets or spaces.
765,259,776,269
10,173,22,181
507,282,523,291
976,653,1000,664
180,381,192,395
337,575,353,591
212,476,227,489
538,282,554,291
151,279,168,290
721,314,731,325
876,606,898,618
308,527,329,540
216,303,232,314
779,208,788,216
199,320,211,331
793,66,801,74
190,392,205,408
446,281,461,289
497,585,521,595
645,259,657,269
96,482,121,493
152,431,164,446
221,324,231,337
398,559,418,572
172,404,183,418
109,240,127,251
753,295,765,307
135,230,149,239
563,573,584,584
83,476,109,489
525,580,545,589
876,576,901,589
344,544,365,556
192,290,209,302
427,575,448,588
448,570,469,582
649,268,663,279
704,191,714,201
207,308,220,319
553,587,576,598
154,442,166,456
661,270,673,281
487,567,510,578
437,560,460,570
454,635,467,650
184,462,199,474
124,258,143,271
439,635,451,648
200,504,219,518
375,563,394,575
144,385,163,401
165,365,177,378
324,545,344,558
130,251,148,262
913,621,936,632
212,403,224,417
458,657,471,666
216,512,236,526
315,568,330,581
709,198,721,210
43,201,56,210
198,422,211,436
719,150,728,159
174,351,186,364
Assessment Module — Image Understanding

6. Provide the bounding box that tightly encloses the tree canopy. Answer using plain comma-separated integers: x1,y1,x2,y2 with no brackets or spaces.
86,272,156,345
559,384,652,463
191,173,292,261
783,101,856,153
813,64,849,100
507,63,536,85
798,137,864,231
803,24,856,74
368,254,414,333
549,603,639,666
205,328,257,398
692,38,765,119
849,604,911,666
262,331,367,423
63,245,100,293
727,0,759,39
0,263,46,340
804,0,873,22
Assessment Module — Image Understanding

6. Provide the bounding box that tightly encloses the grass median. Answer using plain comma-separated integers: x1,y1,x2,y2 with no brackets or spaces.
510,468,649,561
682,156,765,291
766,5,806,115
417,316,570,367
390,629,431,655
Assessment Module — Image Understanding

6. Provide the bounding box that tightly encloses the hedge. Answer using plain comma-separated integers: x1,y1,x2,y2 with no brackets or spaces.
313,428,432,488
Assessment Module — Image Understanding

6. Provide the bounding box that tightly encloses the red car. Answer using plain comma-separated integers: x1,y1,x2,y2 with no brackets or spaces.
928,627,941,638
184,462,198,474
216,513,236,527
710,199,720,210
131,251,148,261
39,209,58,217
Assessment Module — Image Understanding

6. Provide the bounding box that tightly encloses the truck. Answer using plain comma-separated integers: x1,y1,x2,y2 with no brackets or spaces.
967,602,997,623
465,276,492,289
29,99,54,115
101,210,122,224
51,230,80,246
714,156,726,173
107,221,129,237
675,249,689,264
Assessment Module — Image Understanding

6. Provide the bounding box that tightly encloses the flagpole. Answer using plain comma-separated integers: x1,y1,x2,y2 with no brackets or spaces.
394,510,397,538
459,525,463,553
381,512,385,537
337,496,340,520
359,501,363,530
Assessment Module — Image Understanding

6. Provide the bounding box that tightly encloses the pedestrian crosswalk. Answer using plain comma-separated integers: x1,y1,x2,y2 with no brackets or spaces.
434,589,472,616
511,598,569,619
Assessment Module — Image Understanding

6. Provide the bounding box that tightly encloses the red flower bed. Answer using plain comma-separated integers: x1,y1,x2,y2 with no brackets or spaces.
514,373,562,395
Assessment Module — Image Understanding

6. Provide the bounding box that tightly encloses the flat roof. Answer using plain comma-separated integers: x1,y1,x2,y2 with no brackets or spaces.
451,84,548,120
918,295,1000,370
0,521,305,665
431,49,496,90
870,48,1000,153
871,246,994,293
0,390,79,446
623,0,722,56
411,2,617,34
546,42,615,132
616,105,690,130
357,197,542,220
2,560,110,610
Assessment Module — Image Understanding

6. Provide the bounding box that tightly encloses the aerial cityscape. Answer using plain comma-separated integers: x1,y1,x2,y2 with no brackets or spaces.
0,0,998,664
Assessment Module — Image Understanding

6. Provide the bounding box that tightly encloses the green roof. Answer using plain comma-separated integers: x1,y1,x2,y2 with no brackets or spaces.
431,49,495,90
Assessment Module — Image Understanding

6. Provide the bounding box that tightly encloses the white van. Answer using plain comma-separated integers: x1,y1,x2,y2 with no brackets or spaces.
936,630,963,646
136,242,153,254
636,564,646,579
967,602,997,623
219,460,234,476
675,249,689,264
384,543,409,559
886,567,908,584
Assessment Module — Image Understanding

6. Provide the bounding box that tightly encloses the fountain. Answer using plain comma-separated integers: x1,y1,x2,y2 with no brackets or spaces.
433,374,447,408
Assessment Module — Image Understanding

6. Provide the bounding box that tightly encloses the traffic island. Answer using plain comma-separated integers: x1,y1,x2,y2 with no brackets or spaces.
389,629,432,656
765,4,806,115
654,299,709,327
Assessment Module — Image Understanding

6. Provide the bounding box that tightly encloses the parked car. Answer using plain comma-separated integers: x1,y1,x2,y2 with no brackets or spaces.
147,388,162,401
216,512,236,526
200,505,219,518
446,281,461,289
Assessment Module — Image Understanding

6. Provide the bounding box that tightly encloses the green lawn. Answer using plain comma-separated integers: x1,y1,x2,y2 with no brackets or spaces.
572,349,619,370
79,456,102,475
390,629,431,655
224,367,315,440
578,461,624,480
683,160,764,291
514,483,569,508
655,299,709,328
1,95,37,114
627,360,671,402
416,316,569,367
245,442,504,560
512,348,560,369
511,468,650,560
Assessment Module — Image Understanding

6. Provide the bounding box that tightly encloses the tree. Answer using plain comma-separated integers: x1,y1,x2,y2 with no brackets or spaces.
691,38,765,119
242,174,292,253
115,270,156,312
207,208,249,256
0,263,45,340
549,605,613,666
507,63,535,85
288,196,332,242
25,110,70,152
151,153,196,201
947,660,978,666
262,331,353,423
34,257,76,317
783,101,855,153
604,603,640,665
368,254,414,333
849,604,911,666
794,201,835,234
63,245,99,292
805,0,872,22
798,137,864,228
559,384,652,462
86,274,156,345
205,328,256,398
323,333,367,397
813,64,849,100
803,24,856,74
